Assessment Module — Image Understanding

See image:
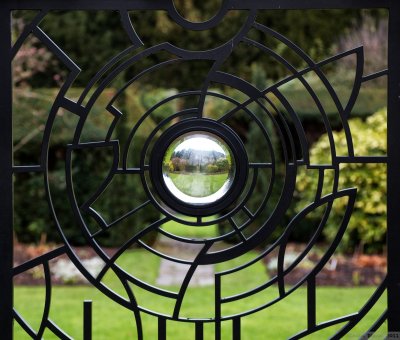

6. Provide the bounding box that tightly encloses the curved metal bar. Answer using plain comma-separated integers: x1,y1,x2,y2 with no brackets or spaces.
35,262,52,339
33,27,81,72
198,78,297,264
122,91,199,169
213,72,291,164
105,106,123,142
8,3,390,333
228,217,247,242
215,189,356,322
173,243,213,318
96,217,170,281
113,264,178,300
288,314,356,340
34,33,124,310
11,10,48,59
91,200,151,238
77,45,138,105
74,43,176,145
136,239,194,265
156,166,259,242
332,277,387,339
137,110,198,211
46,319,73,339
86,207,108,231
274,86,337,164
364,310,387,335
270,90,310,164
255,97,293,163
276,200,333,296
13,309,37,338
343,46,364,122
197,9,257,116
253,22,355,159
113,270,144,340
221,188,355,303
283,188,356,292
57,116,175,310
108,58,181,109
199,164,296,265
119,11,144,47
65,145,126,269
79,29,280,145
167,0,230,31
74,141,120,211
13,246,66,275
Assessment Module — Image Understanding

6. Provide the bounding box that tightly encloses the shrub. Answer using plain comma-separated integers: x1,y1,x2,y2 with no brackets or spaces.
13,88,161,246
294,108,387,252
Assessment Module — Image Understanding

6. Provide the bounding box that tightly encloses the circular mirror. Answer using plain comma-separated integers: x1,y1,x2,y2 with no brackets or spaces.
162,132,236,205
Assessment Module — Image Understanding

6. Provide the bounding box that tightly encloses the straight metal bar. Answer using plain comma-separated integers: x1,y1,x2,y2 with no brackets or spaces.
215,275,221,340
195,322,203,340
307,277,316,329
3,0,396,338
4,0,389,11
232,318,241,340
158,317,166,340
0,7,13,340
387,2,400,332
83,300,92,340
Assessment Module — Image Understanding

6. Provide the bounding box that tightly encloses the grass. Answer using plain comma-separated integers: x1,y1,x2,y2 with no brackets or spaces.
161,216,219,239
14,248,387,339
168,172,229,197
13,219,387,339
14,285,387,339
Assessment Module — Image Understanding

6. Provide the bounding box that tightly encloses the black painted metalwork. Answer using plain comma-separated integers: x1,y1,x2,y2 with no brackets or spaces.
1,0,398,338
0,8,13,340
83,301,92,340
387,2,400,331
149,119,248,216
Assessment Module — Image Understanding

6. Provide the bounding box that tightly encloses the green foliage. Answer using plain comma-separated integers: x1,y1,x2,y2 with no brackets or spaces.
242,64,284,231
13,88,162,246
295,108,387,252
13,84,388,252
279,87,386,125
215,158,229,172
206,164,219,173
13,7,379,88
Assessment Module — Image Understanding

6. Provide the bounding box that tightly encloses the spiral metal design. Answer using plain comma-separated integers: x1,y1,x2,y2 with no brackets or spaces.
9,1,390,339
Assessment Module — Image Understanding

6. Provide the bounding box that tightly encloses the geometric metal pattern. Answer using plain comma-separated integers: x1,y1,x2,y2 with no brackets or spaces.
1,0,400,339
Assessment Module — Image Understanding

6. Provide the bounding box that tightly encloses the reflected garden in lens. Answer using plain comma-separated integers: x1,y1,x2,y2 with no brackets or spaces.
162,132,236,205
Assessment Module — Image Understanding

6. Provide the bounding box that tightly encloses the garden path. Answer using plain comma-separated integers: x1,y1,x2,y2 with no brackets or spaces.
155,236,214,286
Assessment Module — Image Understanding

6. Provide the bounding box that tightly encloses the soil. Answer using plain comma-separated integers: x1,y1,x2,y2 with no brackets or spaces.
264,244,386,287
13,242,386,286
270,254,386,287
13,243,115,285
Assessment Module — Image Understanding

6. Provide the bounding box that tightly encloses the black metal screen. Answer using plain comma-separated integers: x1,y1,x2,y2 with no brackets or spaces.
1,0,400,339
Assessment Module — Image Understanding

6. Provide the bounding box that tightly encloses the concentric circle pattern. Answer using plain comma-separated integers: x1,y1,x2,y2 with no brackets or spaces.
51,7,381,323
11,2,389,338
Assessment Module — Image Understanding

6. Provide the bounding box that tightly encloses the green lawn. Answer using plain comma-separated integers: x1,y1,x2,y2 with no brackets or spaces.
13,223,387,339
14,284,387,339
15,287,384,340
14,248,387,339
161,216,219,239
168,172,229,197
